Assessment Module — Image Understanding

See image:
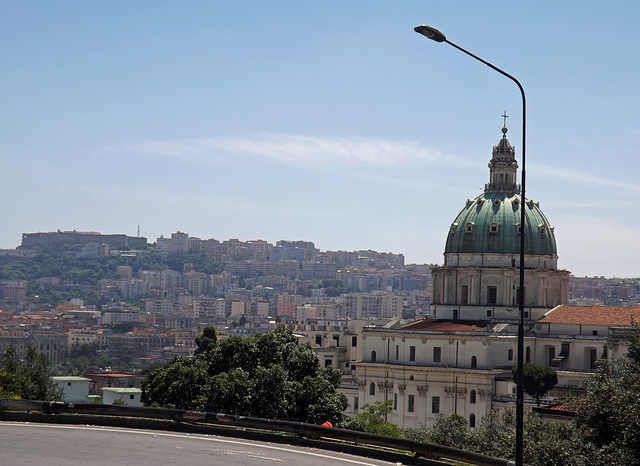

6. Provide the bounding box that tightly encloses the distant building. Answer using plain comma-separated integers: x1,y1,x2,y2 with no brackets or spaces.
20,230,146,252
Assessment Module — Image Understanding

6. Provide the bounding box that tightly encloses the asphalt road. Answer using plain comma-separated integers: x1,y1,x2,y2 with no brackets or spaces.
0,422,403,465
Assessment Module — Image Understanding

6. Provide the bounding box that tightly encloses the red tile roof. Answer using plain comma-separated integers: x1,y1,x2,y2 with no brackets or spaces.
547,403,577,413
540,305,640,326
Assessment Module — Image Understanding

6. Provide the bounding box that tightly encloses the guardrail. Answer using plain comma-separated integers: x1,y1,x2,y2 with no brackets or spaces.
0,399,515,466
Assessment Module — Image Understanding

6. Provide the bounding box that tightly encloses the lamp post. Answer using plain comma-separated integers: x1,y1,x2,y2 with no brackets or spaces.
414,24,526,466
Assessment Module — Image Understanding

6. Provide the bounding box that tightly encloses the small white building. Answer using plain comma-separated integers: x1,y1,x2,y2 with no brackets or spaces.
101,387,143,407
52,376,91,403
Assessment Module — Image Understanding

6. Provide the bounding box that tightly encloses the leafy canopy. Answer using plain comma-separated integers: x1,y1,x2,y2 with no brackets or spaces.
0,344,62,401
141,327,348,424
512,363,558,406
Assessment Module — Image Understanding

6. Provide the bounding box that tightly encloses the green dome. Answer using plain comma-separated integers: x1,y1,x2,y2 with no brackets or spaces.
444,192,557,256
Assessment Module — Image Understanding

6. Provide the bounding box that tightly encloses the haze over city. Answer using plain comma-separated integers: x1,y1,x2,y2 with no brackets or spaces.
2,2,639,278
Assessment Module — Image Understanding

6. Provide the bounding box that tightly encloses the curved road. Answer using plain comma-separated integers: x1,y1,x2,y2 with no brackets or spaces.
1,422,402,465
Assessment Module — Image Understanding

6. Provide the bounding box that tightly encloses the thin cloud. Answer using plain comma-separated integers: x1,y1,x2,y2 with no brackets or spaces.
533,165,640,194
111,132,466,168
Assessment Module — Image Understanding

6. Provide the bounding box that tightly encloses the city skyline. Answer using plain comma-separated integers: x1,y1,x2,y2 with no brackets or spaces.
2,2,640,278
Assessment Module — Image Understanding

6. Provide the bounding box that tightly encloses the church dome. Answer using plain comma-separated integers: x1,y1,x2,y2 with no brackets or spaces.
444,124,557,257
444,193,557,256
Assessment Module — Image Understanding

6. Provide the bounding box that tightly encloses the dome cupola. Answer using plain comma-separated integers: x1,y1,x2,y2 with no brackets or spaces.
444,120,557,257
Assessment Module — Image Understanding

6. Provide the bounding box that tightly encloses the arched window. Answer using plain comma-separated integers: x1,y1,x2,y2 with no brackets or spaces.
470,390,476,404
470,413,476,428
369,382,376,396
471,356,477,369
371,350,377,362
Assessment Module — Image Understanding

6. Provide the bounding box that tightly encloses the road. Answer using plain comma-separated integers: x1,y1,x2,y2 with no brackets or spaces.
0,422,403,465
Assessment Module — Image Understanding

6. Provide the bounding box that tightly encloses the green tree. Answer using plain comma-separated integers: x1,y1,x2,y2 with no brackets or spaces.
406,414,470,448
0,344,62,401
466,408,585,465
512,363,558,406
141,356,210,409
343,400,402,437
194,325,218,355
142,327,348,424
572,358,640,464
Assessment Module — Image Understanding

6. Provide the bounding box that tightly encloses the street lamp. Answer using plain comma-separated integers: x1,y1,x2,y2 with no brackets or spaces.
414,24,527,466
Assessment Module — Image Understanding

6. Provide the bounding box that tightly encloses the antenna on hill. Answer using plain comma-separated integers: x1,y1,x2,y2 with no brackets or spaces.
137,224,140,237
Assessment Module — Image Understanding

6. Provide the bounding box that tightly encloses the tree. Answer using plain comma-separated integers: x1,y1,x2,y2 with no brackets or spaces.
571,358,640,464
343,400,402,437
406,414,470,448
194,325,218,355
0,344,62,401
142,327,348,424
512,363,558,406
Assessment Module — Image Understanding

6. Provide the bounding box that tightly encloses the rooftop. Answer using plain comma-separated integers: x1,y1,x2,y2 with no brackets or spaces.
401,319,488,332
540,305,640,326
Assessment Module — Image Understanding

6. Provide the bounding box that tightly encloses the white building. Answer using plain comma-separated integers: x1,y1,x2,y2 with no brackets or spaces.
350,124,586,429
101,387,143,407
53,376,91,403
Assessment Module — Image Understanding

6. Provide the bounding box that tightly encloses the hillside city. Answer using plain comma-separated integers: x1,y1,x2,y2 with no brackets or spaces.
1,229,638,375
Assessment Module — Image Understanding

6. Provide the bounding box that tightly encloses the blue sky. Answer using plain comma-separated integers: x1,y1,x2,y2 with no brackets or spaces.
2,2,640,278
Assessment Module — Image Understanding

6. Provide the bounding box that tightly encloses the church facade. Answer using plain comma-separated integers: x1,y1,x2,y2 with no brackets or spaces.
347,123,620,429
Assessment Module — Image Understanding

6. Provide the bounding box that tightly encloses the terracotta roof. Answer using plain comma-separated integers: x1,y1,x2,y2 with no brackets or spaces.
547,403,577,413
540,305,640,326
402,319,487,332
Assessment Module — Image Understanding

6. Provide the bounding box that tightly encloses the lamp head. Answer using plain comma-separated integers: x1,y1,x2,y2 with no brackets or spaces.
414,25,446,43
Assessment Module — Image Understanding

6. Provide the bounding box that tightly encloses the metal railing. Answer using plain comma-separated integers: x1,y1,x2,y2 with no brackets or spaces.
0,399,515,466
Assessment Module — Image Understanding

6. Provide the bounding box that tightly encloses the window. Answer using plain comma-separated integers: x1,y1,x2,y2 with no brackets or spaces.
526,346,531,363
487,309,492,317
129,394,135,400
589,348,597,370
466,222,474,233
470,390,476,404
67,382,72,387
548,346,556,367
431,396,440,414
394,393,398,410
315,335,322,345
371,350,377,362
369,382,376,396
470,413,476,428
396,345,399,360
353,396,359,412
508,349,514,361
352,336,357,347
408,395,415,413
487,286,497,305
471,356,477,368
489,222,499,233
324,359,332,367
433,347,442,363
409,346,416,362
592,330,598,336
517,287,525,306
461,285,468,305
